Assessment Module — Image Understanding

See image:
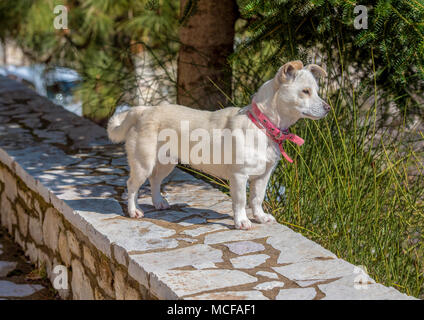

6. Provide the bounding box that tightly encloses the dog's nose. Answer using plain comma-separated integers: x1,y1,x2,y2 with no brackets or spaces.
323,102,331,112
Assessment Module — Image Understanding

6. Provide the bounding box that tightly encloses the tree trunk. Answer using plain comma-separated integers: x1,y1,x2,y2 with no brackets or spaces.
177,0,238,110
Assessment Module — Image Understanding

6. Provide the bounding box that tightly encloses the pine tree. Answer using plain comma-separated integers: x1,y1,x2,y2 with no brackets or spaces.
177,0,239,110
234,0,424,114
0,0,180,124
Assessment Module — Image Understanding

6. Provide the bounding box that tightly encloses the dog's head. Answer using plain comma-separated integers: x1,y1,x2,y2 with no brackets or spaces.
273,60,330,120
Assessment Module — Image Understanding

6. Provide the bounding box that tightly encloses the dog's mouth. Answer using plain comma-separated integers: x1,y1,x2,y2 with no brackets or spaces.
301,112,322,120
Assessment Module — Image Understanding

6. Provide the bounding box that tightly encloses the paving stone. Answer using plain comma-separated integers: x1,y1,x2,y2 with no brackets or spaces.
204,223,287,244
225,241,265,255
181,223,230,237
318,275,415,300
180,206,232,219
230,254,269,269
276,288,317,300
273,259,355,281
105,176,128,187
204,201,233,215
150,269,258,299
95,167,125,174
188,291,268,300
166,169,199,183
129,245,223,286
75,157,109,168
77,209,178,263
267,233,336,264
192,262,217,269
178,216,208,226
0,280,44,297
10,147,80,175
254,281,285,291
0,261,17,277
39,170,113,188
256,271,279,279
175,237,198,243
143,210,199,223
295,280,323,287
111,158,127,166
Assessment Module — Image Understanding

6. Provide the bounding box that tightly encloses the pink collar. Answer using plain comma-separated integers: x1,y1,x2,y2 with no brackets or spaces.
247,101,304,163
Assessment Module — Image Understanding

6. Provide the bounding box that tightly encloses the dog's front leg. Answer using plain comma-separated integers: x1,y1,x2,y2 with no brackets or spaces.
229,174,251,230
249,166,277,224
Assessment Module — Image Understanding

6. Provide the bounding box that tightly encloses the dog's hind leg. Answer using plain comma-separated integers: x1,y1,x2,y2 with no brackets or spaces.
126,161,151,218
126,131,157,218
149,163,175,210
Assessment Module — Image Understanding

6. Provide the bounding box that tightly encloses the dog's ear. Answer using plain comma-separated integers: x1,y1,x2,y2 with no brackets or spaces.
276,60,304,84
306,64,327,80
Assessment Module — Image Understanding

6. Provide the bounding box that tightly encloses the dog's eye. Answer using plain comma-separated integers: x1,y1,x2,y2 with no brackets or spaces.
302,89,311,95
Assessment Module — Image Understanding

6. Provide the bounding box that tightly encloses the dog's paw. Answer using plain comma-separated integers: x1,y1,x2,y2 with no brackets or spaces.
153,197,170,210
129,208,144,219
254,213,276,224
235,218,252,230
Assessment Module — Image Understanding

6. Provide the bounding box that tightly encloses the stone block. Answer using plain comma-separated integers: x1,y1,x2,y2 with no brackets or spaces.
58,231,71,266
42,208,62,252
276,288,317,300
97,257,114,298
189,291,268,300
28,216,43,245
25,242,38,263
17,187,32,208
113,269,126,300
230,254,269,269
14,229,26,250
66,230,80,257
150,269,257,299
71,259,94,300
224,241,265,255
16,202,28,237
82,245,96,274
3,169,17,201
124,286,141,300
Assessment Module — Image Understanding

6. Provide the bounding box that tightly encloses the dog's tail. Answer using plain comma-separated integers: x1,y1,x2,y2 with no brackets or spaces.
107,107,145,143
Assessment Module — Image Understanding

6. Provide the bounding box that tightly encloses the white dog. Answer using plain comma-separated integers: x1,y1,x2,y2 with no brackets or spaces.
107,60,329,230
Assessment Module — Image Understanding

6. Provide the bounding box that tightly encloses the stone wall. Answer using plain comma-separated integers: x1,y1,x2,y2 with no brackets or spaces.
0,161,152,300
0,76,416,300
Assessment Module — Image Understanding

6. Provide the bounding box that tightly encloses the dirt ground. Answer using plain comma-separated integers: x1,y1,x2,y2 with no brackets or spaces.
0,226,59,300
